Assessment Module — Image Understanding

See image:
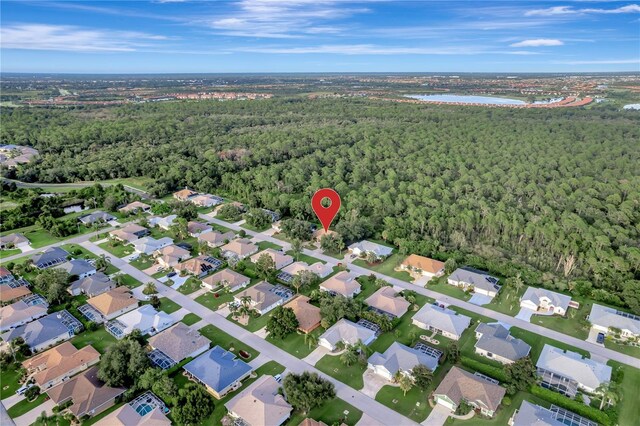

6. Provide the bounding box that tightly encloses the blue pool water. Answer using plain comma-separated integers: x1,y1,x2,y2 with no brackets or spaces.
405,94,527,105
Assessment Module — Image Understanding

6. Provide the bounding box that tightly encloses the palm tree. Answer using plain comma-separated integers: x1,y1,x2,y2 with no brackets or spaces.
304,332,318,349
340,347,358,366
596,381,620,410
228,303,239,318
365,251,378,264
354,339,371,360
113,274,125,287
143,282,157,295
394,372,414,396
95,254,111,271
291,239,303,261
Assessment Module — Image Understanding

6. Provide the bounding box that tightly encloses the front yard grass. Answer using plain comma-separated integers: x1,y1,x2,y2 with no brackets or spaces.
118,273,142,288
0,365,23,399
158,297,181,314
609,361,640,426
266,327,324,359
604,339,640,358
71,326,118,354
241,222,272,232
198,324,260,359
195,290,234,312
0,248,21,258
352,253,413,282
425,277,472,301
315,354,366,390
181,313,201,326
531,296,592,340
97,240,134,258
257,240,282,251
285,250,326,265
286,397,363,426
7,393,47,418
228,310,272,332
130,254,155,270
61,243,98,260
484,284,525,316
177,277,203,295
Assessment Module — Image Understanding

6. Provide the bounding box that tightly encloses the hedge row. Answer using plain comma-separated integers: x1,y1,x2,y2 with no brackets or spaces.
530,386,612,426
460,356,508,383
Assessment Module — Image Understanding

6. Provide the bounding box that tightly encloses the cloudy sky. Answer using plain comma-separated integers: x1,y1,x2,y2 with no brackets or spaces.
1,0,639,73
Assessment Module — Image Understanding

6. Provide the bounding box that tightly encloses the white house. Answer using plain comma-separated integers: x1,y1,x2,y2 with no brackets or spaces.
348,240,393,260
520,287,572,316
318,319,376,351
367,342,440,381
149,215,177,231
588,304,640,339
412,304,471,340
106,305,176,339
448,267,500,297
131,237,174,256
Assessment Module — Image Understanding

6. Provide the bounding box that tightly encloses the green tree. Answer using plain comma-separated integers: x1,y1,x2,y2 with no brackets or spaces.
446,342,460,363
282,372,336,414
217,204,243,221
170,217,189,241
266,306,299,339
505,357,537,394
255,253,276,280
98,339,149,387
143,282,158,295
244,208,272,229
411,365,433,390
444,258,457,275
172,383,214,425
34,268,70,302
595,381,620,410
290,239,304,261
281,219,313,241
394,371,414,396
340,346,359,366
622,280,640,315
291,270,319,294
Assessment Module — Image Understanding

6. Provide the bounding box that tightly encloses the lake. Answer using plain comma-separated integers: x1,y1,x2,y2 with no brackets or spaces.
405,94,526,105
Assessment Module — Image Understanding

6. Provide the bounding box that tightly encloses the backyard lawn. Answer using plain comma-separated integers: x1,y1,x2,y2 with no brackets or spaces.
177,277,203,295
609,361,640,426
71,326,118,354
286,397,363,426
315,354,366,390
352,253,413,282
181,313,202,326
7,394,48,418
198,324,260,359
158,297,181,314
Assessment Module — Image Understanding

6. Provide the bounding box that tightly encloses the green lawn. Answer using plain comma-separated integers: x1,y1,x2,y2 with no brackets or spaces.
484,284,525,316
33,414,71,426
352,253,413,282
609,361,640,426
241,222,272,232
229,310,272,332
509,327,589,362
97,240,134,258
286,397,363,426
158,297,181,314
195,290,234,311
257,240,282,251
181,313,202,326
0,248,22,258
130,254,155,270
604,339,640,358
118,273,142,288
71,326,118,354
198,324,260,359
315,354,366,390
425,277,472,301
285,250,326,265
177,277,203,295
60,243,98,260
210,223,234,234
266,327,324,359
0,366,23,399
7,393,47,418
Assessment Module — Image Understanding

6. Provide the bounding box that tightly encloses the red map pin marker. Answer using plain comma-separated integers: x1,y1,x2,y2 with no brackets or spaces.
312,188,341,232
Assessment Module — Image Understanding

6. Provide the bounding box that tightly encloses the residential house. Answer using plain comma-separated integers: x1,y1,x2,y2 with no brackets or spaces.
32,247,70,269
0,295,49,332
250,248,294,270
520,287,572,316
109,224,149,243
183,345,252,399
261,209,281,222
284,295,321,334
448,268,501,297
319,319,377,351
78,211,116,226
198,230,235,248
221,238,259,259
367,342,441,380
312,229,338,246
319,271,361,298
509,400,597,426
95,401,171,426
174,255,221,278
433,366,506,417
348,240,393,260
399,254,445,278
202,269,250,292
148,323,211,365
47,366,126,418
173,188,198,201
225,375,293,426
54,259,97,279
131,237,173,256
2,310,83,353
23,342,100,390
365,286,411,318
277,261,333,283
68,272,115,297
106,305,175,339
0,267,13,284
588,303,640,339
0,285,32,305
234,281,288,315
412,304,471,340
149,214,177,230
154,244,191,268
118,201,151,214
536,344,612,397
474,323,531,364
190,194,223,208
0,233,29,250
86,287,138,322
187,221,212,237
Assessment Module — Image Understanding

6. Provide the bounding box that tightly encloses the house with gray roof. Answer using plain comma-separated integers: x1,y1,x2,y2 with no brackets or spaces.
509,400,597,426
183,345,252,399
348,240,393,260
32,247,70,269
0,233,29,250
147,323,210,365
54,259,97,279
78,211,116,226
368,342,440,381
448,267,500,297
520,287,572,316
474,323,531,364
2,310,83,353
588,303,640,339
319,319,377,351
536,344,611,397
68,272,115,297
0,295,48,332
412,304,471,340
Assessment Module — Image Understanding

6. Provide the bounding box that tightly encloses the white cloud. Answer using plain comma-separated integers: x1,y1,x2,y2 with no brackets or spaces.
510,39,564,47
554,58,640,64
526,4,640,16
232,43,537,55
0,24,167,52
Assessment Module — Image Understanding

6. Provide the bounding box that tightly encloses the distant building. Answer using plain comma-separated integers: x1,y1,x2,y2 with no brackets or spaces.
173,188,198,201
187,221,212,237
250,248,294,270
154,244,191,268
148,214,177,230
190,194,223,208
174,255,222,278
109,224,149,243
198,230,235,248
78,211,116,226
0,233,29,250
118,201,151,214
131,236,173,255
221,238,259,259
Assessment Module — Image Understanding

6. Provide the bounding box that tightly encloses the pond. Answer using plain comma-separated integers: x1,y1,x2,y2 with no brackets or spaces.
405,94,526,105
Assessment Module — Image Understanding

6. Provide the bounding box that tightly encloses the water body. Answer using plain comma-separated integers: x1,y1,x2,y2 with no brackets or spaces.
623,104,640,110
405,94,527,105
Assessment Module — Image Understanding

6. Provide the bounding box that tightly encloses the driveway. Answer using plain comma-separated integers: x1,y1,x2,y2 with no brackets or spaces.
422,404,451,426
357,413,387,426
468,293,494,306
254,327,269,339
302,346,331,366
170,308,190,322
0,395,24,410
13,399,56,426
361,370,392,398
248,354,271,369
189,288,209,299
515,308,535,322
586,328,605,347
170,275,189,290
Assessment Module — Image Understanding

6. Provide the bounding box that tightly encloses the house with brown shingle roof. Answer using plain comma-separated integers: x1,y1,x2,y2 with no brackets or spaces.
154,244,191,268
148,323,210,364
250,248,294,270
399,254,445,278
320,271,361,298
174,255,221,278
284,295,321,333
109,224,149,243
0,285,32,305
221,239,259,259
47,366,126,419
87,287,138,321
202,269,250,292
23,342,100,390
187,221,212,237
0,267,13,284
225,375,293,426
173,188,198,201
433,366,506,417
365,286,411,318
198,230,235,248
118,201,151,214
0,295,49,332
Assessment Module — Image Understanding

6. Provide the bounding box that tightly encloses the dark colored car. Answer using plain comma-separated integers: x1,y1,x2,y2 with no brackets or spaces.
596,333,605,344
167,271,177,278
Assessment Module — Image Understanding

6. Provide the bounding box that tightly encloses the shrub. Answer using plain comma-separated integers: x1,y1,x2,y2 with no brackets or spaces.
530,386,612,426
460,357,508,382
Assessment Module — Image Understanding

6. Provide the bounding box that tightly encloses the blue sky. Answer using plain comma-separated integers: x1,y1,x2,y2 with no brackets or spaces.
1,1,639,73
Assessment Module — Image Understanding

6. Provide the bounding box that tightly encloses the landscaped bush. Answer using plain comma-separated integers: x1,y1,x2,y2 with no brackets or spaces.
530,386,612,426
460,357,508,382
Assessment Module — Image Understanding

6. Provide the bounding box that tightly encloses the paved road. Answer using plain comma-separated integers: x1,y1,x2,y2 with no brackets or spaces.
202,213,640,370
0,402,16,426
80,241,419,426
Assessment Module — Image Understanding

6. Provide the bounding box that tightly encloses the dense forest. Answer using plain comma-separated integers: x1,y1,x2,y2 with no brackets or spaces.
2,99,639,311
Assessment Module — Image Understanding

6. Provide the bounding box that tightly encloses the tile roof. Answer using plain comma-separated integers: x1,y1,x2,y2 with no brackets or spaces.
250,249,293,269
147,323,210,363
0,285,32,303
284,296,321,333
95,404,171,426
54,259,96,277
198,230,235,246
202,268,249,289
434,366,506,412
235,282,285,312
69,272,114,296
320,271,361,297
401,254,445,275
88,287,137,316
225,375,292,426
222,239,258,256
365,286,411,317
0,296,48,330
24,342,100,387
449,268,500,293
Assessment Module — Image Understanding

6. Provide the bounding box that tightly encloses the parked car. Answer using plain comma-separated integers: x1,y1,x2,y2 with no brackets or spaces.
597,332,605,344
274,374,282,383
167,271,177,278
16,383,34,396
